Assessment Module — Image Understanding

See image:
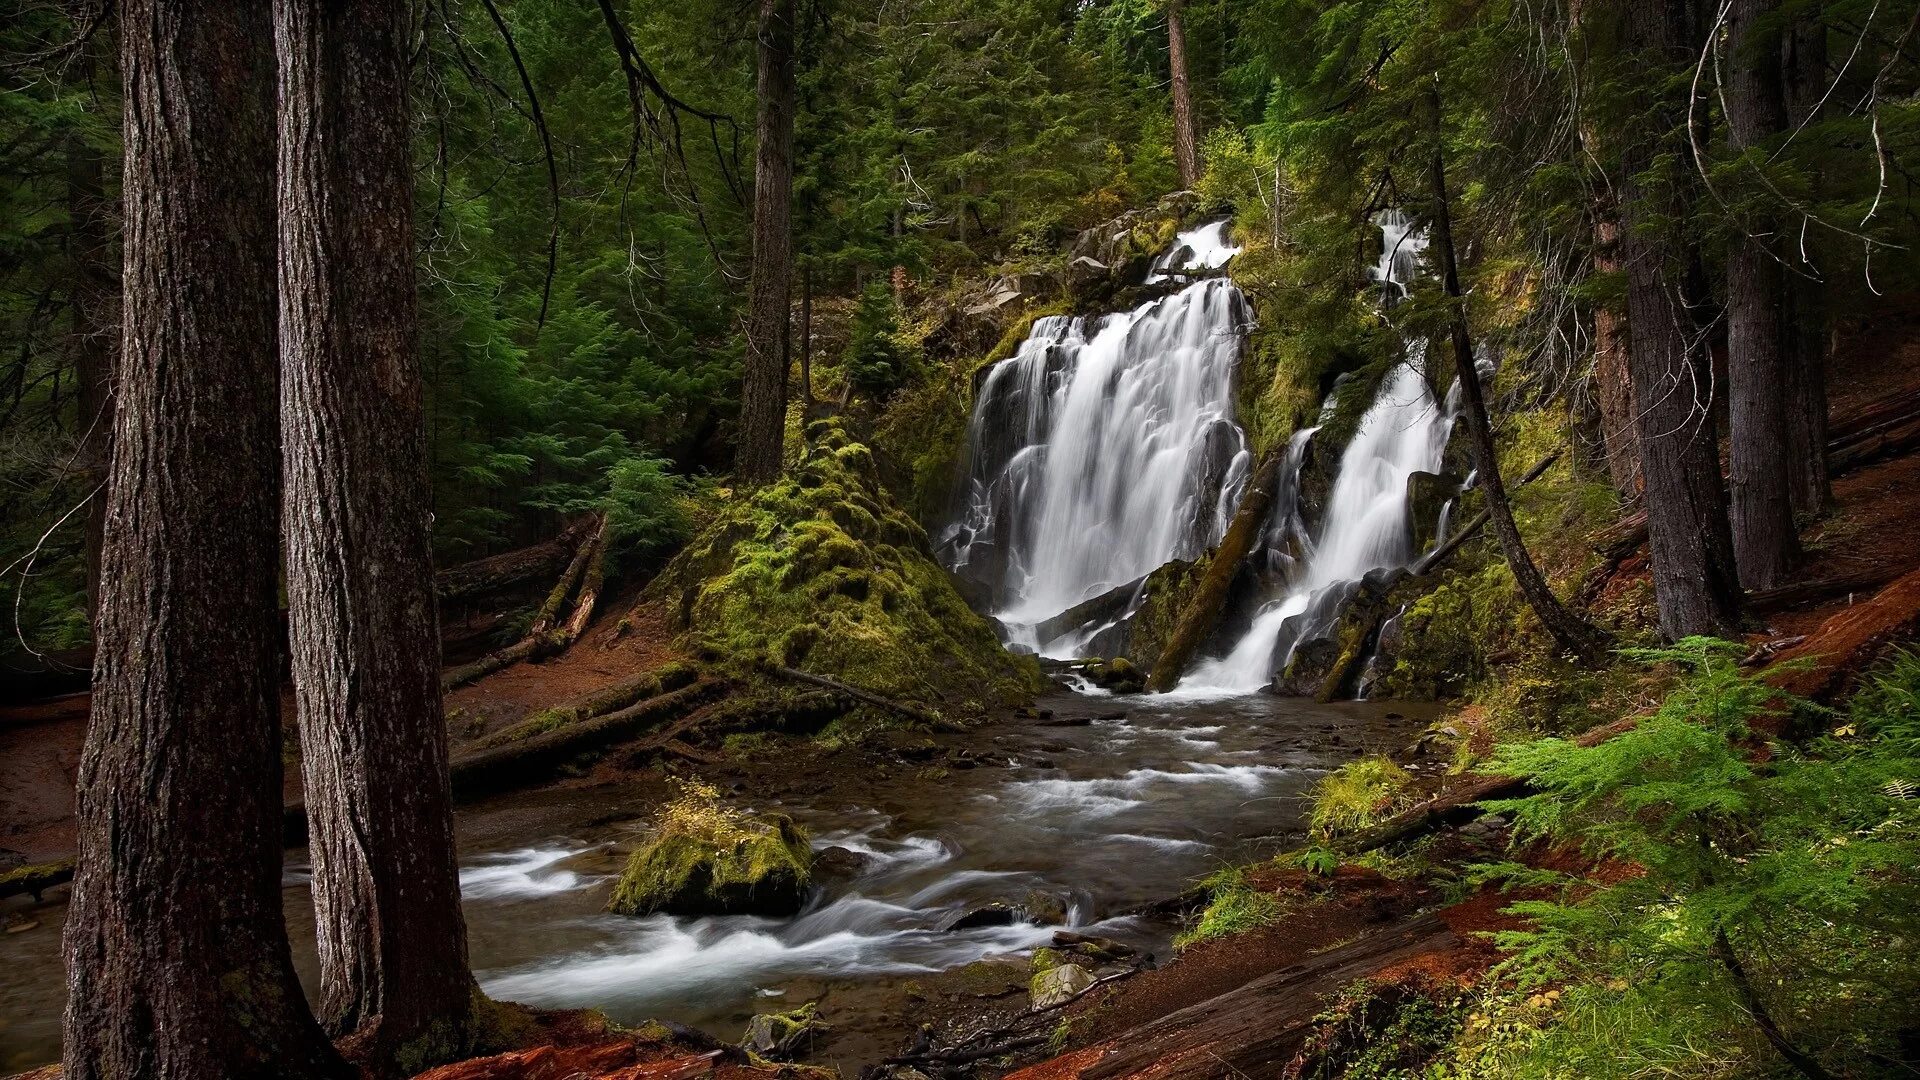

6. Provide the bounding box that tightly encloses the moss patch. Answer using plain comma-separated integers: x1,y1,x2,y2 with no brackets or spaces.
606,780,814,917
653,417,1044,714
1308,755,1415,838
1175,868,1286,949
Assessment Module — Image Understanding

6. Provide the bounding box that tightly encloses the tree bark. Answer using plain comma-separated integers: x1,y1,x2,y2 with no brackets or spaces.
1590,206,1642,499
1428,138,1612,661
66,131,116,626
1725,0,1798,591
275,0,481,1068
1618,0,1743,639
1167,0,1202,189
737,0,797,484
63,1,349,1075
1781,8,1830,516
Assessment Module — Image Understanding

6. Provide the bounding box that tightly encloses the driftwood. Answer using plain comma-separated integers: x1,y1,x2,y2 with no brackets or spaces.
766,664,943,725
0,859,74,903
1080,913,1458,1080
1145,447,1289,693
442,513,608,691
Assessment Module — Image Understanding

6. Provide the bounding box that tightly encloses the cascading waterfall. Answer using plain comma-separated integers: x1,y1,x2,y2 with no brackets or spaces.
1178,212,1457,693
940,222,1248,648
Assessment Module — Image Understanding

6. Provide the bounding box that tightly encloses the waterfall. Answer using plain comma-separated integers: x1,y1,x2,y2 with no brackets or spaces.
1177,212,1456,693
939,222,1247,649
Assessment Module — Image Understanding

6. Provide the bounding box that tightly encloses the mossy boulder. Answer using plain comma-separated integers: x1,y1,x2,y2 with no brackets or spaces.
741,1002,829,1060
607,786,815,918
650,418,1045,714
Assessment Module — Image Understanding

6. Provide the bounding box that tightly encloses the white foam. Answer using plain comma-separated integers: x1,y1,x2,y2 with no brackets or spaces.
460,846,599,901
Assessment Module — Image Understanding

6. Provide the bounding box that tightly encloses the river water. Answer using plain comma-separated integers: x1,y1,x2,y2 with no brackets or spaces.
0,690,1422,1073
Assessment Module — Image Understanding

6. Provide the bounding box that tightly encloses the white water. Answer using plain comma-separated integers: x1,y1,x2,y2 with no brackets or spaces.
1146,219,1240,283
1176,213,1456,694
940,234,1251,646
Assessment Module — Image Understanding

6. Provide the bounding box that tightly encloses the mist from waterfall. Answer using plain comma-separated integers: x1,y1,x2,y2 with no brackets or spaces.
1176,213,1456,694
939,222,1247,647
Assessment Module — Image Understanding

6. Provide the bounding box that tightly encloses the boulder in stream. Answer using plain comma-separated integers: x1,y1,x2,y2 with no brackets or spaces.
607,785,814,918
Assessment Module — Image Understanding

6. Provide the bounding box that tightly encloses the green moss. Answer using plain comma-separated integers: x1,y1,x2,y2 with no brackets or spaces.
1308,755,1414,838
655,417,1044,714
1127,558,1204,674
607,785,814,917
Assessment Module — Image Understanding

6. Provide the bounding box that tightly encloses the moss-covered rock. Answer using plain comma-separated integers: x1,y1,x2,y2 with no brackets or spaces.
650,418,1045,714
742,1002,829,1060
607,782,815,918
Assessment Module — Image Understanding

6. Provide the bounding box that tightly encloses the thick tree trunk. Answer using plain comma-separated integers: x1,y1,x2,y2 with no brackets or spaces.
1590,208,1642,499
66,133,116,626
63,2,349,1076
1167,0,1201,189
737,0,797,484
1619,0,1743,639
275,0,481,1068
1725,0,1797,591
1429,141,1611,661
1781,9,1830,516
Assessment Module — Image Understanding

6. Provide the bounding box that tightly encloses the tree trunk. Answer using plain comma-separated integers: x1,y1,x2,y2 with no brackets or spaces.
1725,0,1797,591
737,0,797,484
1145,446,1287,693
1428,139,1611,661
1615,0,1742,640
1781,8,1830,516
1167,0,1202,189
64,1,349,1075
66,132,116,626
1590,206,1642,499
275,0,481,1068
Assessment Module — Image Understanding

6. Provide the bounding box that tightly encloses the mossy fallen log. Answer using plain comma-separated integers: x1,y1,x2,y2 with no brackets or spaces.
449,677,728,799
1145,447,1288,693
475,661,700,749
0,859,73,902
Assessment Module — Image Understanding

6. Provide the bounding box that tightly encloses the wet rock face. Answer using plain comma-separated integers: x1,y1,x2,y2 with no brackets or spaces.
1275,567,1410,700
1406,470,1463,555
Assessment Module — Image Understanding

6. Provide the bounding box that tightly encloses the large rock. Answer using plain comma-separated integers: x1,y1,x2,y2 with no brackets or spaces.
607,810,814,918
1030,962,1097,1010
1276,567,1408,700
1407,470,1463,556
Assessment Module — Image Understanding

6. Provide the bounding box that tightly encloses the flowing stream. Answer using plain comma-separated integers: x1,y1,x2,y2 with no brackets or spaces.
0,216,1459,1074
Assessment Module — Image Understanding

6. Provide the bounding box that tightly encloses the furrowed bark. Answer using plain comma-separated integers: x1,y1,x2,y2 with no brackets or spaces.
1725,0,1798,591
63,1,349,1074
1618,0,1743,639
1428,131,1611,661
737,0,797,484
1145,446,1286,693
1781,8,1831,516
275,0,481,1067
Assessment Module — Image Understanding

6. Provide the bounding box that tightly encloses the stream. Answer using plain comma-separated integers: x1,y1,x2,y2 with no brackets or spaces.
0,690,1424,1073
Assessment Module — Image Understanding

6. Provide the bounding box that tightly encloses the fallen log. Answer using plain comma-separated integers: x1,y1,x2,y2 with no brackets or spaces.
449,676,728,799
1765,566,1920,702
474,661,701,749
435,517,593,605
766,664,943,725
1079,912,1458,1080
442,513,608,691
0,859,73,903
286,677,730,840
1145,446,1288,693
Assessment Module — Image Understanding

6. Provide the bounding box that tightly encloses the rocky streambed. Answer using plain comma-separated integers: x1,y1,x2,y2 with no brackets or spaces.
0,689,1429,1075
